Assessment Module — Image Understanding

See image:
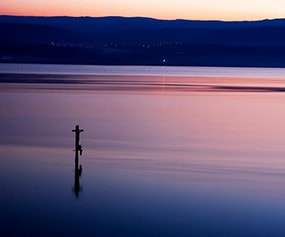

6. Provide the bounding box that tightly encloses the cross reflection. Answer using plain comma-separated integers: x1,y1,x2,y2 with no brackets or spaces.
73,164,82,198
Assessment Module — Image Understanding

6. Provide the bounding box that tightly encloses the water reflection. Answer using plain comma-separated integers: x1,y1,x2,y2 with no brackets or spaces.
73,164,82,198
4,66,285,236
72,125,84,198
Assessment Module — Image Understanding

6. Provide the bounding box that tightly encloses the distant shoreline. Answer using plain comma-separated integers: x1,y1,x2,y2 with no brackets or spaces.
2,15,285,68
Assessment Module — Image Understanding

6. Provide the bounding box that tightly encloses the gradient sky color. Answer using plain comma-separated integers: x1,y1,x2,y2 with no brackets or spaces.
1,0,285,21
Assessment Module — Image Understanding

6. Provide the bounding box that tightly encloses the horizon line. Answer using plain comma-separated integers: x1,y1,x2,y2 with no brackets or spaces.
1,14,284,23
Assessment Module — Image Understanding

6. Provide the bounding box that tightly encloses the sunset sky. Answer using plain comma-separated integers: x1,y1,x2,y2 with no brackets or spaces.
1,0,285,21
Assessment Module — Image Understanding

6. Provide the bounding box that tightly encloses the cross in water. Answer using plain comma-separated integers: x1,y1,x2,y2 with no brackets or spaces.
72,125,84,198
72,125,84,156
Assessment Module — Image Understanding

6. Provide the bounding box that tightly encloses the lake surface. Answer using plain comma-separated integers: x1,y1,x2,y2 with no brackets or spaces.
2,64,285,236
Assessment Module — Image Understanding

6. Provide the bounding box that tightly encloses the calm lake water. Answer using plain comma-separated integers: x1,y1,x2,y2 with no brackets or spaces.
2,64,285,236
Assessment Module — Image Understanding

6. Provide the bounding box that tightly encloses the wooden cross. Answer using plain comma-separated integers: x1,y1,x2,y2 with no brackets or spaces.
72,125,84,197
72,124,84,156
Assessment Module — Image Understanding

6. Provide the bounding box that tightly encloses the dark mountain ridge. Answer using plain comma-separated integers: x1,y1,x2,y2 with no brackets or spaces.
1,15,285,67
2,15,285,31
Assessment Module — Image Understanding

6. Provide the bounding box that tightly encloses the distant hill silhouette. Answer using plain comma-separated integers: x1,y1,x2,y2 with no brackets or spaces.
1,15,285,67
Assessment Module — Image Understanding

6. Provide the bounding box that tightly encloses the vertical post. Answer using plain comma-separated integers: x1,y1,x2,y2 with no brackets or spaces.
72,125,84,170
72,125,84,198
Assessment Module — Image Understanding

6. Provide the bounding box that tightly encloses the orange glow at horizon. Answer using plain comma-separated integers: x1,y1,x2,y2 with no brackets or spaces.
1,0,285,21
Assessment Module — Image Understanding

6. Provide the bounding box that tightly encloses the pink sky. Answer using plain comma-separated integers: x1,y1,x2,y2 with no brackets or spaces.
1,0,285,20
